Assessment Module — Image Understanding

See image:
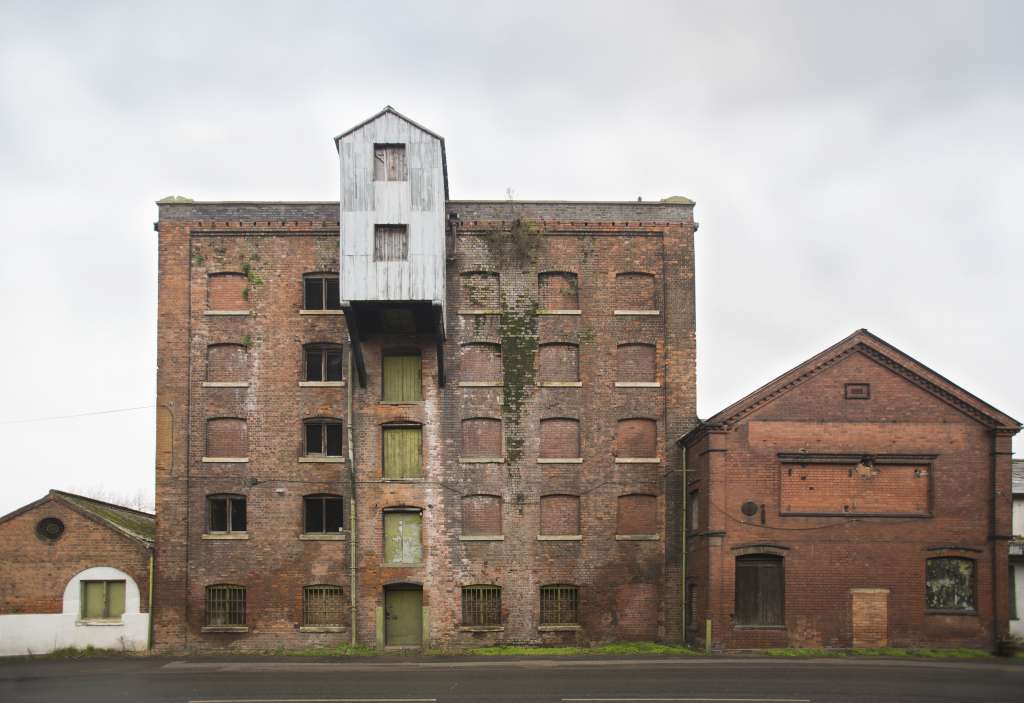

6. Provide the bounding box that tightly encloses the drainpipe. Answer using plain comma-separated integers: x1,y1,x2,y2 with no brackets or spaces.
147,548,155,651
347,350,358,647
680,442,687,645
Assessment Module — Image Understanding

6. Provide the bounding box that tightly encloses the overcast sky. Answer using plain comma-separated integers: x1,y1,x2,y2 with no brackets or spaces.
1,0,1021,516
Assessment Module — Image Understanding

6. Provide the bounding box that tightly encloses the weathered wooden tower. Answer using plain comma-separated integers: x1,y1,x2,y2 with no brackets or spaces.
335,106,449,387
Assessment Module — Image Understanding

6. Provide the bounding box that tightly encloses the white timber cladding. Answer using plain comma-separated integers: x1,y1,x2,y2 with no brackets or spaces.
337,110,447,313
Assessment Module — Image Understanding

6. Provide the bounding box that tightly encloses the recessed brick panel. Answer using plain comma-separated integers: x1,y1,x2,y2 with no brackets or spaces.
462,494,502,536
206,418,247,457
461,272,499,308
780,463,930,515
539,418,580,459
615,272,656,309
460,343,502,383
614,418,657,458
538,272,578,309
540,494,580,535
461,417,503,458
617,344,656,383
208,273,248,310
617,494,658,534
614,582,658,640
537,343,579,383
207,344,248,382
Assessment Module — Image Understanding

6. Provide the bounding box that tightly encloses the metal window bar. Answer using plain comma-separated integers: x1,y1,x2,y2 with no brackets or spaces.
206,585,245,626
303,585,344,626
462,586,501,626
540,585,578,625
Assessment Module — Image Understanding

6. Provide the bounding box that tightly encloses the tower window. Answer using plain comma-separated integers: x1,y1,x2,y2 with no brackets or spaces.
374,144,407,181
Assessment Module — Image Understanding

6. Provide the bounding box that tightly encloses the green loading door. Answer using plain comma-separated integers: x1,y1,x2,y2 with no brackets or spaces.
385,587,422,646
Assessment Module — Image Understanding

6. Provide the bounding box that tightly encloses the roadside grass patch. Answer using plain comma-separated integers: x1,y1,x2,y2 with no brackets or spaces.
760,647,992,659
466,642,700,657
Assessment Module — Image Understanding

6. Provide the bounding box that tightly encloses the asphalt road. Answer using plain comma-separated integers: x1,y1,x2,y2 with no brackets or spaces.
1,655,1022,703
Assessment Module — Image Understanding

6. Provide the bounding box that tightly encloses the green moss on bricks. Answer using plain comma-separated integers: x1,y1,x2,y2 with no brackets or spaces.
498,288,538,474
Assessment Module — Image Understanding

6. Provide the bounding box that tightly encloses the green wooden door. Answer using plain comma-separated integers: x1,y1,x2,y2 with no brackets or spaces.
385,588,422,646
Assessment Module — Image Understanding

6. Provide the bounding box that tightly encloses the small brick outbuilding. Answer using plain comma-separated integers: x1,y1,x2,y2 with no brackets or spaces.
0,490,154,655
681,329,1020,651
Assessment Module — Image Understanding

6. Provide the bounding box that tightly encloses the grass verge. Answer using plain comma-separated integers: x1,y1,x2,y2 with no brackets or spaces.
759,647,992,659
465,642,701,657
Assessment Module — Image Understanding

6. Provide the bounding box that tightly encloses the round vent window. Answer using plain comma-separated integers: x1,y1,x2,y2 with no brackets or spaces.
740,501,759,517
36,517,65,541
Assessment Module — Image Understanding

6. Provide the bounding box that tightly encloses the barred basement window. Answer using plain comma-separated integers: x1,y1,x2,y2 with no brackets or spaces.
303,585,344,626
304,418,343,457
374,225,408,261
80,580,125,621
926,557,976,612
303,273,341,310
373,144,407,181
208,494,246,533
205,584,246,627
462,585,501,626
305,344,343,382
540,584,579,625
304,494,344,533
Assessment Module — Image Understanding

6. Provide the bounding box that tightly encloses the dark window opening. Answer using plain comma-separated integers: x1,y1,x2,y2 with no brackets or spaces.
305,344,344,382
304,274,341,310
540,585,579,625
208,495,246,533
305,419,343,457
36,517,65,541
304,494,344,533
688,490,700,533
926,557,976,611
735,555,784,626
462,585,501,626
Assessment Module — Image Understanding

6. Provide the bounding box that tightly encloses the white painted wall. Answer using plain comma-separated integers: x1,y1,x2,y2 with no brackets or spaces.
1012,563,1024,638
1013,497,1024,537
0,566,148,656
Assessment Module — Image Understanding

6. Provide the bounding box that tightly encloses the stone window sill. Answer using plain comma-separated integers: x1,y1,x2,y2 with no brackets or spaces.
459,625,504,632
300,625,345,633
76,619,123,627
459,457,505,464
733,625,786,630
382,563,423,568
458,381,502,387
459,309,501,316
299,456,345,463
202,457,249,463
537,309,582,316
379,400,424,405
299,533,346,541
925,610,979,617
202,626,249,633
538,624,581,631
616,534,660,541
614,457,661,464
299,309,343,316
613,310,660,316
537,458,583,464
381,477,425,483
538,535,582,541
614,382,660,388
204,310,250,317
299,381,345,387
537,381,582,388
459,535,504,542
202,381,250,388
202,532,249,540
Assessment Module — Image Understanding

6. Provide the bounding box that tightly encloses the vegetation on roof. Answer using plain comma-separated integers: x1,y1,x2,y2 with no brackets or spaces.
56,492,154,542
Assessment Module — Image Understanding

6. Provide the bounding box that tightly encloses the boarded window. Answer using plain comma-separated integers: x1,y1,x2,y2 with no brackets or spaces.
305,344,344,382
304,418,343,457
207,344,248,383
616,494,658,535
539,418,581,459
303,273,341,310
461,343,502,383
926,558,976,611
540,494,580,536
537,343,579,383
462,494,502,536
540,585,579,625
208,494,246,533
208,273,248,310
383,425,423,479
383,511,422,564
304,494,344,533
614,418,657,458
206,418,247,458
205,584,245,627
373,144,407,181
539,272,579,310
616,344,656,383
374,225,408,261
461,417,503,459
303,585,344,626
382,353,422,402
735,555,784,626
462,585,501,626
81,580,125,621
615,272,656,310
461,272,499,308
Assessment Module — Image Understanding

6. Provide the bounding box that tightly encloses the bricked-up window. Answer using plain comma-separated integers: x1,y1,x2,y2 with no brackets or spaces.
540,585,579,625
614,418,657,459
382,353,422,402
925,558,976,612
208,272,248,310
383,510,422,564
373,144,407,181
540,494,580,536
304,494,343,533
462,494,502,536
687,490,699,533
617,494,658,535
615,272,657,310
537,343,579,383
303,273,341,310
206,584,246,627
80,580,125,621
461,417,503,459
539,272,579,310
461,271,499,308
539,418,581,459
206,417,247,458
383,424,422,479
304,418,343,457
208,494,246,533
207,343,248,383
305,344,343,382
616,343,656,383
303,585,344,626
462,585,501,626
374,225,408,261
460,343,502,383
735,555,784,626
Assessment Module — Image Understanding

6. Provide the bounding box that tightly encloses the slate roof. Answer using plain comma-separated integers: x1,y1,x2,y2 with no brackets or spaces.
0,490,154,546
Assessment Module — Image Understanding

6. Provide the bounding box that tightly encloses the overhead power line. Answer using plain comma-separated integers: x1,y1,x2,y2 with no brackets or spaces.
0,405,155,426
